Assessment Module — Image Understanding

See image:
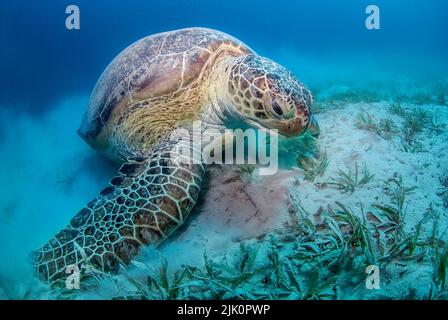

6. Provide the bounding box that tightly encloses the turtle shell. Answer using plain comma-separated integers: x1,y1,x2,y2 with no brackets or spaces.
78,27,253,146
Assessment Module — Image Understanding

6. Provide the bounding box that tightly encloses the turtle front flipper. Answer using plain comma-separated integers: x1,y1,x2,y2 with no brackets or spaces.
33,139,205,284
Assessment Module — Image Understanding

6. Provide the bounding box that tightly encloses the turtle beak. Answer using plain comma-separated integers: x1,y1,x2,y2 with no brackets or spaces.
306,115,320,138
246,118,307,137
278,118,306,137
271,117,308,137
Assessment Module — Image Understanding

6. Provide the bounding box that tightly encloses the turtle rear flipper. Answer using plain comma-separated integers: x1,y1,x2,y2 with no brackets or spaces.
33,139,204,283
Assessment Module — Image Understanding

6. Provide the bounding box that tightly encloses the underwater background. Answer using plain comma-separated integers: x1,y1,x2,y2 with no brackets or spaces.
0,0,447,299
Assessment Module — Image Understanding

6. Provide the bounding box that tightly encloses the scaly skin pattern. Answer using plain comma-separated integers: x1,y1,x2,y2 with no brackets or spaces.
226,55,313,136
34,28,253,283
34,139,204,283
33,28,316,283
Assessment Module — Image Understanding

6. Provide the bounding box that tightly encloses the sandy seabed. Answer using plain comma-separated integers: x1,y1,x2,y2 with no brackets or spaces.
0,84,447,299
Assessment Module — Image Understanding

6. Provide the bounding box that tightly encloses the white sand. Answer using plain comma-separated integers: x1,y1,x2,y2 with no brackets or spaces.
0,96,446,299
94,100,447,299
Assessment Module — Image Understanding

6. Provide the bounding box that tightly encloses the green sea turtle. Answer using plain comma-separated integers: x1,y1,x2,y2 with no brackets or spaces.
33,27,319,283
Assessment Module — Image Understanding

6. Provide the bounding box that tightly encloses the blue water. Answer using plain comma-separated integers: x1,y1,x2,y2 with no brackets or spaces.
1,0,447,110
0,0,447,299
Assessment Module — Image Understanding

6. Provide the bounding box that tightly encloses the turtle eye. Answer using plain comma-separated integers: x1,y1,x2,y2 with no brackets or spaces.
272,102,283,116
270,101,284,119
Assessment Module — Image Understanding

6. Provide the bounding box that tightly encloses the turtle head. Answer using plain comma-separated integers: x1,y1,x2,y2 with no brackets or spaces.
225,55,314,137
